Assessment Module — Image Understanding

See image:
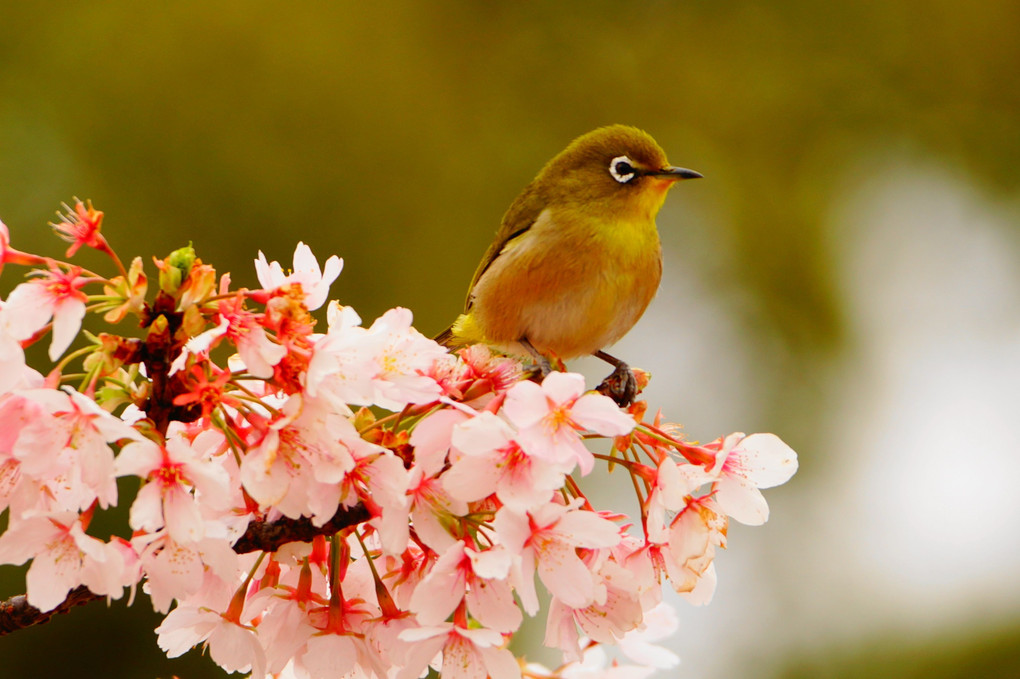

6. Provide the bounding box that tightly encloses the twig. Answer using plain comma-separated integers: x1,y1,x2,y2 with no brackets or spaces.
0,502,371,636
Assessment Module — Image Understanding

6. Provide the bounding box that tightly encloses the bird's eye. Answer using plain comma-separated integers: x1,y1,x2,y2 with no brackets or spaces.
609,156,637,184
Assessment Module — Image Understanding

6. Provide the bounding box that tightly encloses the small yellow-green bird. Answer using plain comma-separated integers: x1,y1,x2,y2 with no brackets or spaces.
436,124,701,405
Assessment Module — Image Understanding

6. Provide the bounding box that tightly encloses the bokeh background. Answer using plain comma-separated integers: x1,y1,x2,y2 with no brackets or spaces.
2,2,1019,677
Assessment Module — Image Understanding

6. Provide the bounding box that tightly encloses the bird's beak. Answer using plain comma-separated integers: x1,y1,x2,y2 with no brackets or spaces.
645,166,703,181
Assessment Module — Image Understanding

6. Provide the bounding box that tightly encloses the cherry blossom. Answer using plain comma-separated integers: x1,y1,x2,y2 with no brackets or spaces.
255,241,342,311
216,293,288,379
14,387,141,510
157,601,266,678
554,646,657,679
409,541,522,633
662,495,727,602
643,456,712,543
341,443,411,555
4,264,89,360
50,198,112,258
247,566,322,674
240,394,369,525
0,512,119,611
617,602,681,669
0,208,800,679
706,432,799,525
0,307,30,394
407,464,468,553
442,410,564,511
308,306,445,410
116,434,232,544
399,623,522,679
495,501,622,615
504,372,634,475
135,531,241,614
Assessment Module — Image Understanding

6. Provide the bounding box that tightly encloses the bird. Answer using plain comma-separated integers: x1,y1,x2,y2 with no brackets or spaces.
435,124,701,406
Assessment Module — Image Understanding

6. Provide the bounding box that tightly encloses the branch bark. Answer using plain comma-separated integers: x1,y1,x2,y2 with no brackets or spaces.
231,503,371,554
0,502,370,636
0,585,99,636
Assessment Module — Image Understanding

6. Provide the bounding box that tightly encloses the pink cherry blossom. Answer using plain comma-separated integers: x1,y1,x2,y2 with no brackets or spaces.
250,591,319,674
240,394,372,526
617,602,680,669
4,265,89,360
408,407,470,477
310,427,411,554
284,588,382,679
346,448,411,555
255,241,342,311
707,432,799,525
0,305,34,394
364,308,447,409
407,466,467,553
362,615,418,679
555,646,657,679
157,602,267,678
0,215,803,679
544,555,643,661
409,541,522,633
0,392,46,515
293,633,365,679
662,496,727,601
0,388,138,518
134,532,240,613
494,501,622,615
217,294,287,379
308,307,445,410
305,304,375,401
644,457,712,543
0,512,113,611
50,199,110,258
116,435,231,544
442,410,563,512
15,387,140,510
503,372,634,475
430,343,522,406
399,623,521,679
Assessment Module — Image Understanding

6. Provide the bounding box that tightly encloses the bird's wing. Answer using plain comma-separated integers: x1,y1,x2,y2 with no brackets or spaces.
463,183,546,311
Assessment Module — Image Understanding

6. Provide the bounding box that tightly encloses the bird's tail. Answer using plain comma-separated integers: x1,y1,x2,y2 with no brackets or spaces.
435,314,480,351
434,324,458,348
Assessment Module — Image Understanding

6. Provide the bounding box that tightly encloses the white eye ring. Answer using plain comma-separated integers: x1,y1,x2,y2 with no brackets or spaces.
609,155,637,183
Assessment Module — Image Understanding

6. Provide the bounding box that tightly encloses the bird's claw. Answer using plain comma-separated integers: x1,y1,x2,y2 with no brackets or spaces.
523,356,553,383
596,362,638,407
520,339,554,383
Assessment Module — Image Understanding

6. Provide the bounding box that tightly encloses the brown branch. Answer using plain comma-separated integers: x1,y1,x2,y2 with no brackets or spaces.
0,502,371,636
0,585,100,636
231,503,371,554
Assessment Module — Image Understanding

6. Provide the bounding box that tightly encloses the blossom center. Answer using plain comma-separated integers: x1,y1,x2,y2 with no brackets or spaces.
154,463,187,489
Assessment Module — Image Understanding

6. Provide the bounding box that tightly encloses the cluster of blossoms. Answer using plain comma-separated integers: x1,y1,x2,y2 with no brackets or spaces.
0,201,797,678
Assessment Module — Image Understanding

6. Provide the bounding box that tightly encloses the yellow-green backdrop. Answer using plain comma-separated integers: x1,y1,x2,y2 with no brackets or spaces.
1,2,1018,677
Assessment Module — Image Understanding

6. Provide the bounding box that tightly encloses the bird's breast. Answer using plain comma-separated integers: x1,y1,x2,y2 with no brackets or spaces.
469,208,663,358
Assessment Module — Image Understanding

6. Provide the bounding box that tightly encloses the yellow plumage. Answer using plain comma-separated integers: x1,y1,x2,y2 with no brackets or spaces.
437,124,700,402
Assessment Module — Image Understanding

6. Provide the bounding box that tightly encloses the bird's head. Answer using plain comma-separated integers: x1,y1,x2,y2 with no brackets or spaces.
536,124,701,220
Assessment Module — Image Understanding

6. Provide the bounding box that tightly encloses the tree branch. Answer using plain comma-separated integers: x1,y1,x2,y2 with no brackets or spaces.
0,502,371,636
0,586,100,636
231,503,371,554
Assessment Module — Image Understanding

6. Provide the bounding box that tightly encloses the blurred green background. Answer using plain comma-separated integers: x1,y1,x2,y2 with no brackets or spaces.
2,2,1019,677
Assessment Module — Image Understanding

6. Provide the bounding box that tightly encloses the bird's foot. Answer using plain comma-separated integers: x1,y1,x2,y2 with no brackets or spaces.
596,361,638,407
519,338,555,383
523,355,553,383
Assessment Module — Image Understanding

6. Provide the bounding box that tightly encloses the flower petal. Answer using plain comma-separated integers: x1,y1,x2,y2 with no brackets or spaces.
737,433,799,488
